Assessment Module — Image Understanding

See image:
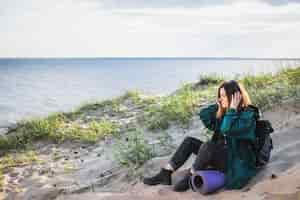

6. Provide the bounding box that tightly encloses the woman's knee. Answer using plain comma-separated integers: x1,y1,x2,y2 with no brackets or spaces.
182,136,195,144
183,136,202,144
182,136,202,147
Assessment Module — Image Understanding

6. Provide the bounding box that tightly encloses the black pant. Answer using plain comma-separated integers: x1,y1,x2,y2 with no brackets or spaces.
168,136,228,173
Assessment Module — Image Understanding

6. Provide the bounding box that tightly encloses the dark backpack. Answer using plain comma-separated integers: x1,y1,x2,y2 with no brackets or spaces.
248,105,274,167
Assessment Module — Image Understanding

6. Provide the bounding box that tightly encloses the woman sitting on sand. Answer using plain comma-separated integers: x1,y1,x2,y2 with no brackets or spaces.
143,80,259,192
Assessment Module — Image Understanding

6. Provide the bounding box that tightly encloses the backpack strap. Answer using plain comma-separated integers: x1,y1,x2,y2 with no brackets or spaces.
244,104,260,120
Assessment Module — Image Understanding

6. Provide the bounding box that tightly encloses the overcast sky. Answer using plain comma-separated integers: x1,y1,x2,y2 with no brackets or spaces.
1,0,300,58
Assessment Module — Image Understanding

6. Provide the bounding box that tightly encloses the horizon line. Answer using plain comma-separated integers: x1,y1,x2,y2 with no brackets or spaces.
0,56,300,60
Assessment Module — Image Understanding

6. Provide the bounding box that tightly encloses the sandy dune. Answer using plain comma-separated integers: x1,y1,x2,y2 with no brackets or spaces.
59,99,300,200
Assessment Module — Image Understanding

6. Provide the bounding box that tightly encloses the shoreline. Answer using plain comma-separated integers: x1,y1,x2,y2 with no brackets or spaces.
0,64,298,135
1,57,300,60
0,59,299,134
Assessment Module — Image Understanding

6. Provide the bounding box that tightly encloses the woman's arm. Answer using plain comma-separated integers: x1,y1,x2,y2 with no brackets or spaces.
198,103,218,131
220,108,256,140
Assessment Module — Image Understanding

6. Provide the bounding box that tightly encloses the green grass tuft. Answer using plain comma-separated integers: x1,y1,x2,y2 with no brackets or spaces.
241,66,300,111
0,116,119,151
142,84,202,130
113,128,155,168
198,74,225,86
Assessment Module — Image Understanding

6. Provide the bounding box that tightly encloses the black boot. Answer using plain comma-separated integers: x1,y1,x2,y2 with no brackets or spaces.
173,171,192,192
143,168,173,186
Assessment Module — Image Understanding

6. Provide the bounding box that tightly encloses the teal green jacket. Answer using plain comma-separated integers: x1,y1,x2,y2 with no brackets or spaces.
198,103,258,189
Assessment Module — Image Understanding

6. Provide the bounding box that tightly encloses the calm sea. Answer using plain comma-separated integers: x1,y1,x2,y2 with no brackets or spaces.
0,58,299,128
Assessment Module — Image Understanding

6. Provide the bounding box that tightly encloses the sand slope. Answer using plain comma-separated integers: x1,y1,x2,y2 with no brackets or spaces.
59,99,300,200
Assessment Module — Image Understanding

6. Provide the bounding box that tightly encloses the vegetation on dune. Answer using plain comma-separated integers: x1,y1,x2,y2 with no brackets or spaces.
141,84,204,130
113,128,156,169
241,66,300,111
0,114,119,151
198,73,225,86
142,66,300,131
113,128,175,176
64,90,144,120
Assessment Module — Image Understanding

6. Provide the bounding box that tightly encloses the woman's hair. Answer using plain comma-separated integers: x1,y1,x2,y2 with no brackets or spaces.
216,80,252,119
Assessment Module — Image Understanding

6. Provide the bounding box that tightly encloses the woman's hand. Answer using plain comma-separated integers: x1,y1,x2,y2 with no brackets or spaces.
216,99,224,119
216,99,221,109
230,91,242,110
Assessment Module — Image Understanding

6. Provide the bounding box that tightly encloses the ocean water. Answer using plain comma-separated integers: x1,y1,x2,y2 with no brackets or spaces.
0,58,299,128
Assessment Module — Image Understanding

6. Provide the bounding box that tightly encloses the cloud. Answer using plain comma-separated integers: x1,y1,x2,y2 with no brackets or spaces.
1,0,299,15
263,0,300,6
77,0,300,9
0,0,300,57
73,0,233,9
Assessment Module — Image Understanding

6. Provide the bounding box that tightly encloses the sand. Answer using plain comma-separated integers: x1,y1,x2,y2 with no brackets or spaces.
59,99,300,200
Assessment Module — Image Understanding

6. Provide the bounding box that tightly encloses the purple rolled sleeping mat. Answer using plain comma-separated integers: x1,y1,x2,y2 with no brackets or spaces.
189,170,226,194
